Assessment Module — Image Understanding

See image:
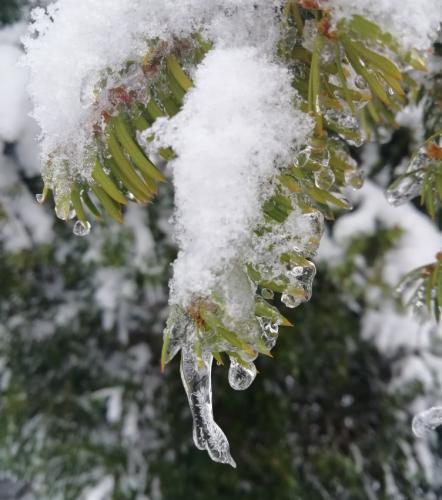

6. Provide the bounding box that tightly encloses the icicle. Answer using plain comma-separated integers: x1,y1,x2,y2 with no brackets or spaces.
180,338,236,468
412,406,442,438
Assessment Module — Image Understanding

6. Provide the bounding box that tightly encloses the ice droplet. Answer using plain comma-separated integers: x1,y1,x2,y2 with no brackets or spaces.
344,169,364,190
287,262,316,303
261,288,274,300
281,292,302,309
180,342,236,467
314,167,335,190
412,406,442,438
73,220,91,237
354,75,367,89
258,317,279,350
35,193,45,204
228,358,257,390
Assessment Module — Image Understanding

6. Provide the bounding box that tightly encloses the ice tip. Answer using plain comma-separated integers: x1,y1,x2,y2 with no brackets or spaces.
226,455,237,468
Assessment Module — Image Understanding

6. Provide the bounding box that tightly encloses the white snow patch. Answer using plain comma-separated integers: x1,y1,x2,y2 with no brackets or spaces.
23,0,284,180
321,0,442,51
0,152,53,251
152,46,312,306
82,475,114,500
0,44,29,142
332,181,442,286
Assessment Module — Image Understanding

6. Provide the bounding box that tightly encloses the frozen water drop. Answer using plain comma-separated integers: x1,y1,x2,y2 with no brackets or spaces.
354,75,367,89
412,406,442,438
295,146,312,168
288,266,304,278
263,318,279,335
287,261,316,303
314,167,335,190
35,193,45,204
281,292,302,309
310,147,330,170
344,169,364,189
258,317,279,350
261,288,274,300
73,220,91,237
228,358,257,391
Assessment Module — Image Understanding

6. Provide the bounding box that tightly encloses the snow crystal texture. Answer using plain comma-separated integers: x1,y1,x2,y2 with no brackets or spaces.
153,46,312,305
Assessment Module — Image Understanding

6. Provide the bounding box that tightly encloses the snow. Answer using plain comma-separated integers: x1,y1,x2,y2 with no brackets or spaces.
124,205,156,270
153,46,312,307
23,0,284,186
82,475,114,500
396,103,425,146
95,268,135,331
0,152,52,251
0,20,47,249
0,44,29,142
319,178,442,483
322,0,442,51
333,181,442,286
320,180,442,352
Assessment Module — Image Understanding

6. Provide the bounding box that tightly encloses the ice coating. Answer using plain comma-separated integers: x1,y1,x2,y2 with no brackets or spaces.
412,406,442,438
385,173,424,207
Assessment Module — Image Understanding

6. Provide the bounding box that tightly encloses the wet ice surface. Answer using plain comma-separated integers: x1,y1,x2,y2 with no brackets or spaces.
412,406,442,438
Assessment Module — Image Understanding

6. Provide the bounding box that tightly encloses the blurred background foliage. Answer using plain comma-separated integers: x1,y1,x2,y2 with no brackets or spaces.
0,2,441,499
0,0,25,26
